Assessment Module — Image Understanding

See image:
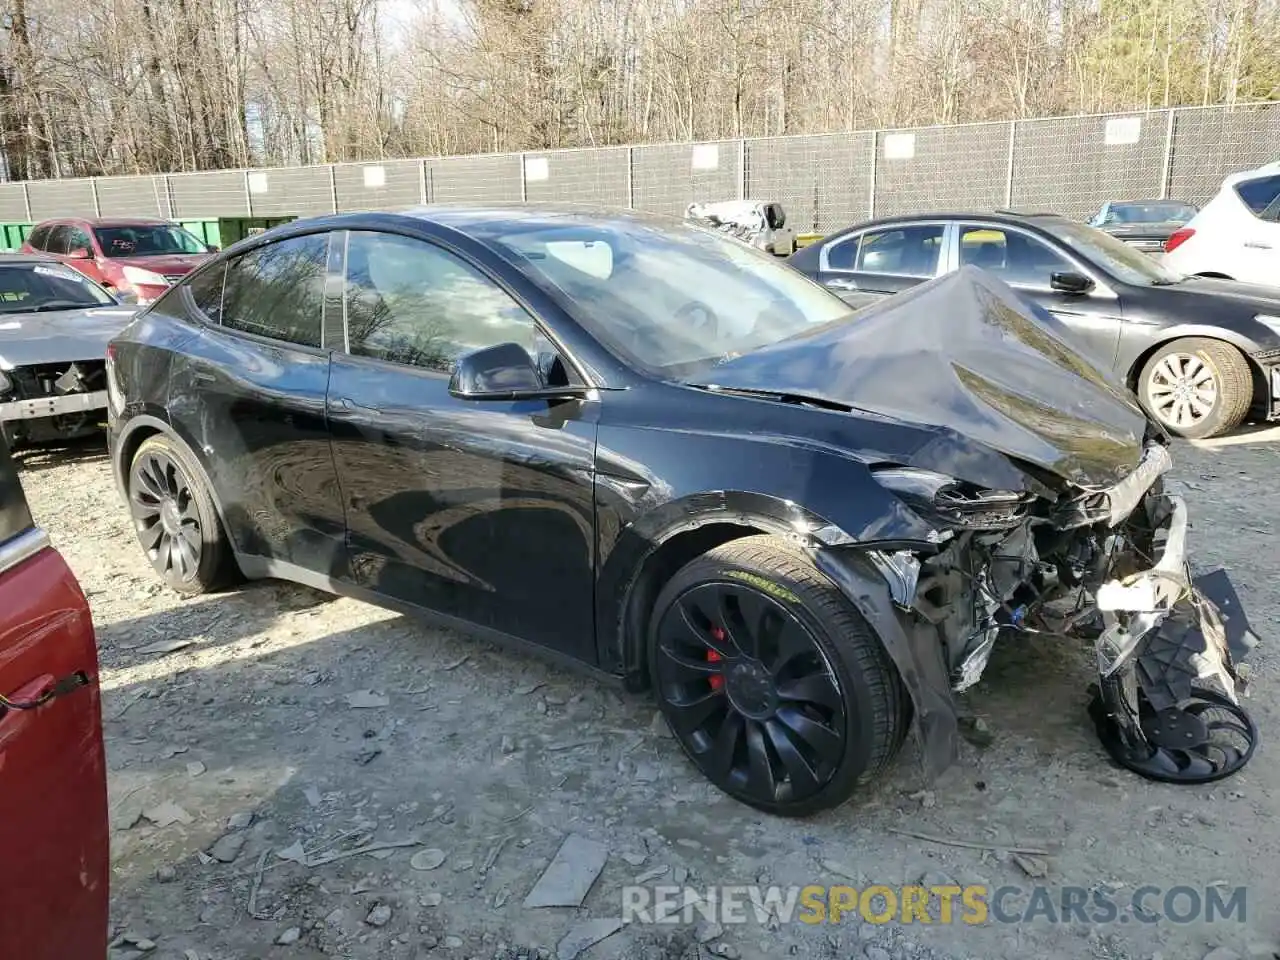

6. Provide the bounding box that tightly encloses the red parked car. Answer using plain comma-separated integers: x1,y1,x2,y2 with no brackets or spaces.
21,217,216,304
0,432,109,958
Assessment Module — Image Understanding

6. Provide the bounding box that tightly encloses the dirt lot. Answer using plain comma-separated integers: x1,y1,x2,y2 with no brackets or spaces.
16,430,1280,960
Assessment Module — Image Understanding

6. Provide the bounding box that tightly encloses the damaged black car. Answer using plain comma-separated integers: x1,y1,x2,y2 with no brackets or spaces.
0,255,138,449
105,207,1259,817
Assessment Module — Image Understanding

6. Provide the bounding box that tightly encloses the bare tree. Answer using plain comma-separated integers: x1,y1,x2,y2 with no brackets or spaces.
0,0,1275,178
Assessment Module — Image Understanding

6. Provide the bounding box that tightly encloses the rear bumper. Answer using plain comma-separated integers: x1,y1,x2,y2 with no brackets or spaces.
0,390,108,423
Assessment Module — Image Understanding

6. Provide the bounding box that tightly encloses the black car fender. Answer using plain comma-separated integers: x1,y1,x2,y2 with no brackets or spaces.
809,544,960,781
111,412,232,534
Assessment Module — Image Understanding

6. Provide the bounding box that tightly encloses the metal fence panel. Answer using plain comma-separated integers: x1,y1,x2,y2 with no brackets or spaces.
247,166,333,216
0,183,28,221
745,133,873,232
428,154,522,204
334,160,423,212
523,147,629,206
632,141,742,217
27,178,97,219
874,122,1011,217
1011,111,1169,219
169,170,249,218
95,175,168,218
1169,104,1280,206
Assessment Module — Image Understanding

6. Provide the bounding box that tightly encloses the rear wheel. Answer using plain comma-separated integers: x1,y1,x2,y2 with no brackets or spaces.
648,535,906,817
128,435,235,594
1138,337,1252,440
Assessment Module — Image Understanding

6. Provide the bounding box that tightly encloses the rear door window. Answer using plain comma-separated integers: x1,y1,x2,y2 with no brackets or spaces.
220,233,330,348
27,225,49,250
1235,175,1280,221
848,225,945,277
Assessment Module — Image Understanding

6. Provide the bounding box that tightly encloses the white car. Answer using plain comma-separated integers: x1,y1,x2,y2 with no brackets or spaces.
1162,161,1280,286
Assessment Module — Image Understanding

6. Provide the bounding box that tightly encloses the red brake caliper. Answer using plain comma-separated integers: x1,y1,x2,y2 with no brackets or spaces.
708,628,725,691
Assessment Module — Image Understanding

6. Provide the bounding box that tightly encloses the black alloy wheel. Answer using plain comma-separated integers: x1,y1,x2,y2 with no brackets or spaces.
128,435,235,594
649,536,907,816
131,447,203,581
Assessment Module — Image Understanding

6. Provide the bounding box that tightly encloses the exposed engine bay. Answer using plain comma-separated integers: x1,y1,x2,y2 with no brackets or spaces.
0,359,108,447
875,440,1258,784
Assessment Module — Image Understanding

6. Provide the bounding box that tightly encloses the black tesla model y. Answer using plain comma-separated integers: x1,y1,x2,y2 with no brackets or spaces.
106,206,1258,816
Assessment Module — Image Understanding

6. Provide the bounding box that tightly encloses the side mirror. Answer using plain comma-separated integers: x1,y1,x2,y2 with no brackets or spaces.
68,247,91,260
206,244,219,253
113,288,139,304
1050,271,1094,294
448,342,587,402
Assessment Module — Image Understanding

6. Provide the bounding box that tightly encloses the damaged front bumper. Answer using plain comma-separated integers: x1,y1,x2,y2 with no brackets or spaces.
820,442,1260,786
1089,492,1259,782
0,389,108,422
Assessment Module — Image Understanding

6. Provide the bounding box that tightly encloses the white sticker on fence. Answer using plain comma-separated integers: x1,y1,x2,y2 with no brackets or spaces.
883,133,916,160
247,172,269,194
363,166,386,189
1104,117,1142,146
525,157,549,182
691,144,720,171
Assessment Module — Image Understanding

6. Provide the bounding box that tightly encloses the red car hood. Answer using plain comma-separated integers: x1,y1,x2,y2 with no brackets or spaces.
108,253,210,274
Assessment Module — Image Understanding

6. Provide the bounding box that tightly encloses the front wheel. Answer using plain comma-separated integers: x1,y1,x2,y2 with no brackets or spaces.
1138,337,1252,440
648,535,907,817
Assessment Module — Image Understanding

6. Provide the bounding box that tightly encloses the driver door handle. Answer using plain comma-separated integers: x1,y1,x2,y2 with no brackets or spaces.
1244,241,1272,250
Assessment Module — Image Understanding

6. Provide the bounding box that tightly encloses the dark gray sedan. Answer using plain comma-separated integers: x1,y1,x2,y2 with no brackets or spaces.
0,255,137,448
787,211,1280,439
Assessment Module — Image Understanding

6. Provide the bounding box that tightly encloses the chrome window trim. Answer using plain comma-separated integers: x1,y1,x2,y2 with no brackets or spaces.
0,527,50,578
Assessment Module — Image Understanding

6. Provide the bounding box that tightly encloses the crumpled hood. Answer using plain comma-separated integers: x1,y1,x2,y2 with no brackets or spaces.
706,266,1151,487
0,306,138,368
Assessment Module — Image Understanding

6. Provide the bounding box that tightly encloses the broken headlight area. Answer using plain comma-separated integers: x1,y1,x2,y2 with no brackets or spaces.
0,360,108,445
870,442,1259,784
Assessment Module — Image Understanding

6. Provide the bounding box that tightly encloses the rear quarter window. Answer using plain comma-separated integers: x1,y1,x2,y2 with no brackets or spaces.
1234,175,1280,221
27,224,49,250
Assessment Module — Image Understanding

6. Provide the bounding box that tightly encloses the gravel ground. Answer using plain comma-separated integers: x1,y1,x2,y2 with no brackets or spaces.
15,429,1280,960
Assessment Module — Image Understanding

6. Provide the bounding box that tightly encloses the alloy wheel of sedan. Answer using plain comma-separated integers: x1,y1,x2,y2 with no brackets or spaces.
1145,352,1218,431
1138,337,1253,440
654,579,848,807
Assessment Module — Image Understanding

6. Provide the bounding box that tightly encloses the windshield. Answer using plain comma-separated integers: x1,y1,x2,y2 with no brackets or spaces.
481,216,851,375
0,263,115,313
94,224,207,258
1050,219,1186,286
1101,202,1196,225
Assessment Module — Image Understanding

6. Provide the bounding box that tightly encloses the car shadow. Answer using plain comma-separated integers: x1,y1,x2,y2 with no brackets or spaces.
93,578,339,676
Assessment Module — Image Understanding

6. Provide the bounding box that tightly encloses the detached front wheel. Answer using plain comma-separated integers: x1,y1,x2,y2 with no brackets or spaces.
649,535,907,817
1138,338,1252,440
